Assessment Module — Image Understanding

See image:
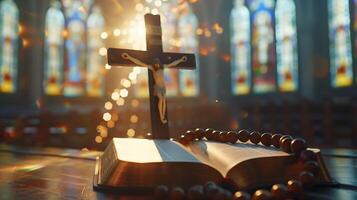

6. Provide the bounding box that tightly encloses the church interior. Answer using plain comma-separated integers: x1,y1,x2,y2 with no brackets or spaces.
0,0,357,199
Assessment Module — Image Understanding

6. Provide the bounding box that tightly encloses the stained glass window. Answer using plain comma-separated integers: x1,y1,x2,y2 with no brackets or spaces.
231,0,251,95
63,0,88,97
177,1,199,97
162,1,179,97
275,0,298,92
87,6,105,97
0,0,19,93
328,0,353,88
44,0,65,95
249,0,276,93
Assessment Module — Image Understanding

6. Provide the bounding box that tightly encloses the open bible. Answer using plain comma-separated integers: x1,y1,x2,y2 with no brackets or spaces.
93,138,332,193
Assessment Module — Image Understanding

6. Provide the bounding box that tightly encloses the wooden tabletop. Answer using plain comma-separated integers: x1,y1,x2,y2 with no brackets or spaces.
0,145,356,200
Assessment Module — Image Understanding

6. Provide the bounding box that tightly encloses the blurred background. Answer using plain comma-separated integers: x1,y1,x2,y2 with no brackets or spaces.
0,0,356,150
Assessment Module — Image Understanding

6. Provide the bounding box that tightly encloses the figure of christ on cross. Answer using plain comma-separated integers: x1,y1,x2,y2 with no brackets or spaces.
121,53,187,123
107,14,196,139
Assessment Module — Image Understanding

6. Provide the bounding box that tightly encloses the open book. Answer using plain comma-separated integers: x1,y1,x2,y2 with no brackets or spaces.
93,138,332,193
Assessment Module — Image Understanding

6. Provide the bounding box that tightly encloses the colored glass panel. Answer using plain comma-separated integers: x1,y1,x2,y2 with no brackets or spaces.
249,0,276,93
87,6,105,97
0,0,19,93
63,0,87,97
178,2,199,97
329,0,353,88
44,1,65,95
275,0,299,92
231,0,251,95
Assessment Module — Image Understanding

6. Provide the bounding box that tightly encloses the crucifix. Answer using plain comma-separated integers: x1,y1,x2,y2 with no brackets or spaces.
107,14,197,139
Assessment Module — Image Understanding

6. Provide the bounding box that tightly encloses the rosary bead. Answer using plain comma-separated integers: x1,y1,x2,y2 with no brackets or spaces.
227,131,239,144
187,185,204,200
179,135,189,145
279,135,292,145
204,128,214,140
219,131,229,143
232,191,251,200
290,138,307,155
260,133,272,147
185,130,195,141
250,131,261,144
252,189,273,200
304,161,320,176
287,180,303,197
271,134,282,148
270,184,289,200
212,131,221,142
203,182,219,198
154,185,169,199
299,150,317,162
299,171,315,188
170,187,185,200
280,138,292,153
194,128,205,140
237,130,250,143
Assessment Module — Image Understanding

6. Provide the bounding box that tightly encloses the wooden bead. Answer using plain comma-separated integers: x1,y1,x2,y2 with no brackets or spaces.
187,185,204,200
252,189,273,200
154,185,169,199
250,131,261,144
233,191,251,200
170,187,185,200
304,161,320,176
179,135,189,145
204,128,214,140
227,131,238,144
203,182,219,197
300,150,317,162
270,184,289,200
279,135,292,144
194,128,205,139
271,134,282,148
185,130,195,141
260,133,272,147
237,130,250,143
219,131,229,143
290,138,307,155
212,130,221,141
213,188,232,200
280,137,292,153
287,179,303,196
299,171,315,188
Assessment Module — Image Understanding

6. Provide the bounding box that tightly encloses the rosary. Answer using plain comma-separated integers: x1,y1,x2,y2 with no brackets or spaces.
153,128,320,200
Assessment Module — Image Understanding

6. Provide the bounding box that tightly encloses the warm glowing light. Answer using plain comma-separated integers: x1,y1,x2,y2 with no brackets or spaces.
154,0,162,7
113,28,121,36
105,64,112,70
116,98,125,106
120,89,129,97
151,8,159,15
146,0,153,3
130,115,139,123
107,121,115,129
22,39,30,48
128,72,137,81
121,79,131,88
131,99,140,108
135,3,144,11
95,136,103,143
103,112,112,121
99,47,107,56
127,129,136,137
104,102,113,110
196,28,203,35
133,67,141,74
111,91,120,101
100,32,108,39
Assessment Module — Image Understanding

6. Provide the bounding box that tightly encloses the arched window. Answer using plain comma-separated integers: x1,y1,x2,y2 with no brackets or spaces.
87,6,105,97
328,0,353,88
44,0,65,95
63,0,87,97
249,0,276,93
231,0,251,95
0,0,19,93
162,1,179,97
275,0,298,92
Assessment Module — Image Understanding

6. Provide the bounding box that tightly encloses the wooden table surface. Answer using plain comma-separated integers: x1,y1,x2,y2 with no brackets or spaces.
0,144,356,200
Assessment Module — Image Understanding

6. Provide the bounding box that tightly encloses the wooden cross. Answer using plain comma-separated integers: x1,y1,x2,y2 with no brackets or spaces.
107,14,196,139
